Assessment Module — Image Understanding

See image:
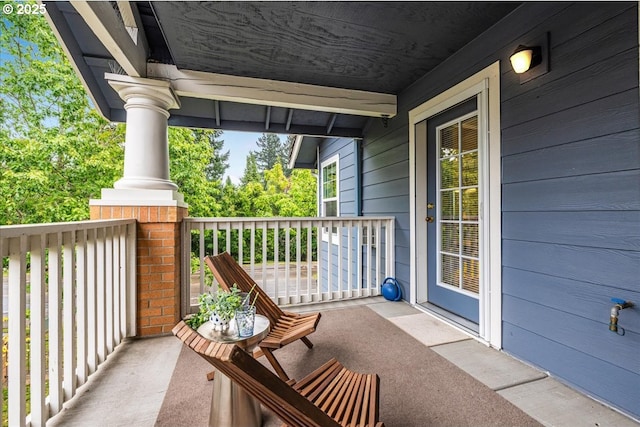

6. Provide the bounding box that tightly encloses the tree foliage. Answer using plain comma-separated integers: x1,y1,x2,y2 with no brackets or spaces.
0,10,317,228
253,133,291,177
0,10,124,224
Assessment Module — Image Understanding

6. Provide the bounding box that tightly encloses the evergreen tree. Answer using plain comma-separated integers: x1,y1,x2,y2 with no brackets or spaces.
254,133,291,177
240,152,262,186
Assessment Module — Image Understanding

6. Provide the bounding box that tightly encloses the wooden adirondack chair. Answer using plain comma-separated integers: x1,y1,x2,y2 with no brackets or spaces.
173,321,384,427
205,252,321,380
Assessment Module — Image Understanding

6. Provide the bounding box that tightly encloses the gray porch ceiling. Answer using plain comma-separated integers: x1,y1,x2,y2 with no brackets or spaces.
46,1,518,140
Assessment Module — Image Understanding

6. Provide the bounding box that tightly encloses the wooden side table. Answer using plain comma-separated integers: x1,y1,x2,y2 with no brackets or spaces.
197,314,270,427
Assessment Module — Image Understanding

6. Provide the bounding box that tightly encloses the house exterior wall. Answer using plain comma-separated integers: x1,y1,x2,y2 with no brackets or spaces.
359,2,639,419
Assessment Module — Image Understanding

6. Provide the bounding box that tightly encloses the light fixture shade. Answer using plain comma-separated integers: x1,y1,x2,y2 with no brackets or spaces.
510,46,533,74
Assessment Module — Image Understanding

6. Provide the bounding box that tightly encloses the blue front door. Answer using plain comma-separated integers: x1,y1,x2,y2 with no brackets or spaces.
426,97,480,324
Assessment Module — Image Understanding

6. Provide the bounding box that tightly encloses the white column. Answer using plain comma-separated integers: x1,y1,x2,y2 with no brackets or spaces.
92,73,186,207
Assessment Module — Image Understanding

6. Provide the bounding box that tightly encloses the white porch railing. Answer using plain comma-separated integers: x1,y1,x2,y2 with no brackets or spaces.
0,219,136,427
181,216,395,316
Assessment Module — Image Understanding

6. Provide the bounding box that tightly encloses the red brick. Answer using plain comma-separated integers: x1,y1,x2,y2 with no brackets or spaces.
140,307,163,317
149,297,174,307
148,315,175,326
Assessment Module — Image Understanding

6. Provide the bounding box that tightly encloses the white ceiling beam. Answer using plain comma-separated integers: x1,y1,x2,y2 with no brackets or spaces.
116,1,149,54
72,1,147,77
147,64,397,118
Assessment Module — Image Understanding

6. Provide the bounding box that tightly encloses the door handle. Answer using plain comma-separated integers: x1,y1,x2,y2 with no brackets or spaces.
425,216,434,223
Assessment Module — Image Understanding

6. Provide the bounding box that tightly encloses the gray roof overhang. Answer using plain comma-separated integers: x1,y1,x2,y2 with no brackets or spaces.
44,1,519,166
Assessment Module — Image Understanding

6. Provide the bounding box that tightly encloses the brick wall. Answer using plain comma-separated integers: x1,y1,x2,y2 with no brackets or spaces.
90,205,188,336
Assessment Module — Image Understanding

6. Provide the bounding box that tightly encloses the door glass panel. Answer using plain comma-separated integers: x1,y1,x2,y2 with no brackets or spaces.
462,188,478,220
437,114,480,295
462,258,479,293
461,152,478,186
440,190,459,220
440,125,459,157
441,223,460,254
440,157,459,188
461,116,478,151
462,224,478,257
441,254,459,287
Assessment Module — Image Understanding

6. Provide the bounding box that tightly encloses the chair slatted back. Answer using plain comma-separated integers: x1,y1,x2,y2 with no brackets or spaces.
172,321,342,427
205,252,284,325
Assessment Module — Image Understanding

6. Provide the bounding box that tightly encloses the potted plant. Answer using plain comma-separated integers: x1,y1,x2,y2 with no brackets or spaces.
186,284,244,332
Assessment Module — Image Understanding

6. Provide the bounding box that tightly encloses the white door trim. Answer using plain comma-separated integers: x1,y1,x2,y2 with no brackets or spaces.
408,61,502,348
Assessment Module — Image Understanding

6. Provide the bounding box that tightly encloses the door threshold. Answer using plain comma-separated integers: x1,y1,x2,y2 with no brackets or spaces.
417,302,479,335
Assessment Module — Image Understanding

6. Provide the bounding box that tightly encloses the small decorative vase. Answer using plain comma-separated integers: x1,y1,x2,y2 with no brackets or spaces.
210,311,232,334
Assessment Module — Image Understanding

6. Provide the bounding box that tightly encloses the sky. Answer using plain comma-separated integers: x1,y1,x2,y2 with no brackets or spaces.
219,131,263,184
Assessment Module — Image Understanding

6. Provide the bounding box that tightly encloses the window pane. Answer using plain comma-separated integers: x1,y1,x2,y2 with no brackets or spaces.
461,152,478,187
461,116,478,152
324,200,337,217
462,224,478,258
462,258,479,294
323,162,337,198
441,223,460,254
440,190,459,220
440,157,459,189
462,188,478,221
441,254,459,287
440,124,459,157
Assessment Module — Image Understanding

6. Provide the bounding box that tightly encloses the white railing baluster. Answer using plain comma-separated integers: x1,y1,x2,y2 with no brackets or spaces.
238,220,243,267
113,227,121,345
295,221,301,302
63,231,77,401
262,222,267,296
86,228,97,374
285,221,290,302
76,230,88,386
29,234,47,427
48,232,64,415
337,220,343,298
306,221,312,302
96,228,106,364
347,220,353,296
376,220,382,293
8,236,27,427
274,222,279,300
250,222,256,277
105,228,114,353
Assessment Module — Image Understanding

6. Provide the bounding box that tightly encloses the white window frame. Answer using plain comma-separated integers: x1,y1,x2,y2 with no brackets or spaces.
320,154,340,244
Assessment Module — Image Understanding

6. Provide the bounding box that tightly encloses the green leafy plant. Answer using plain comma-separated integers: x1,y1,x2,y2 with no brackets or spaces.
185,284,244,330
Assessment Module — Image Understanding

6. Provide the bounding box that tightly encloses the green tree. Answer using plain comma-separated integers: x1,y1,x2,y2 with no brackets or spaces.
193,129,229,182
240,152,262,187
169,128,222,218
254,133,291,177
0,9,124,224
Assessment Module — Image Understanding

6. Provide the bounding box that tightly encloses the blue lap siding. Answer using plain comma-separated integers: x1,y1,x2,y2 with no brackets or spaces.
353,2,640,419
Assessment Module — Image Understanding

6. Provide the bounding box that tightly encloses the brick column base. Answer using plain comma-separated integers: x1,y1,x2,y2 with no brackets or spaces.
90,205,188,336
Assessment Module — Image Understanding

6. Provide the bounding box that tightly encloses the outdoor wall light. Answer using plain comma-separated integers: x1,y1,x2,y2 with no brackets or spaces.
509,45,540,74
510,32,550,83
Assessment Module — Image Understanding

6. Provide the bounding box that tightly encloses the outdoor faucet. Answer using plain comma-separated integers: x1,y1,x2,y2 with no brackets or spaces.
609,298,634,335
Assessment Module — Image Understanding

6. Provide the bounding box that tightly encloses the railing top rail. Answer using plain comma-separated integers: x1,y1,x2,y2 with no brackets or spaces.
185,216,395,223
0,218,136,238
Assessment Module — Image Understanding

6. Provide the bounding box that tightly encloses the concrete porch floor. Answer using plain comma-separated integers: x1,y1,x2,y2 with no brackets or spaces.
47,297,639,427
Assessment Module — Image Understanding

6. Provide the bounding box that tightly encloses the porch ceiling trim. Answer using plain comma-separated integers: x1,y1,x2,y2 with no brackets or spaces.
146,64,397,119
71,0,147,77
